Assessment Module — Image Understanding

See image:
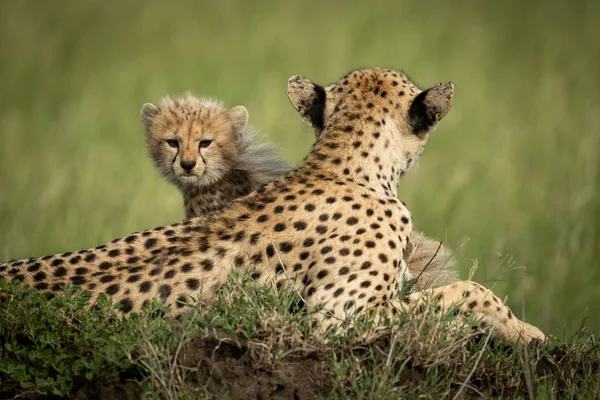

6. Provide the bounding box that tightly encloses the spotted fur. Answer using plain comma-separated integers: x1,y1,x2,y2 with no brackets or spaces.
0,68,544,343
142,95,291,218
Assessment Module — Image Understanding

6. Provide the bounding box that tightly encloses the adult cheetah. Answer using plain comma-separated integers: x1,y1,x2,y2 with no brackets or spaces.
0,68,544,343
142,94,457,290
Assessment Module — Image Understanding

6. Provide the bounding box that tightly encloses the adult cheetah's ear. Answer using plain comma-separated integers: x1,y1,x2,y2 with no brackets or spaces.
141,103,160,135
287,75,326,130
228,105,249,135
408,82,454,137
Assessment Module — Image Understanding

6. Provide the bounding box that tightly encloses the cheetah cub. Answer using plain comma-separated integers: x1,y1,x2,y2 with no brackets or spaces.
141,95,291,218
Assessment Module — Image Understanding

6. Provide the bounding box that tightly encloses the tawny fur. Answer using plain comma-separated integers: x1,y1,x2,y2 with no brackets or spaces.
286,83,460,291
142,95,290,218
144,95,458,290
0,68,544,343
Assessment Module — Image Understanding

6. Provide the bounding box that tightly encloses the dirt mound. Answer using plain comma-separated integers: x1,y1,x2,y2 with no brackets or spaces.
179,335,332,399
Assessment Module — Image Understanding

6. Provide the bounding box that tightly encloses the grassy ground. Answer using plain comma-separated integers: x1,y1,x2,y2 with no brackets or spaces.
2,278,598,399
0,0,599,395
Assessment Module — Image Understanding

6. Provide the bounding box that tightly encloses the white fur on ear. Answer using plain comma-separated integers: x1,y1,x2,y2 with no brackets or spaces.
229,105,249,134
141,103,159,134
408,82,454,136
287,75,326,129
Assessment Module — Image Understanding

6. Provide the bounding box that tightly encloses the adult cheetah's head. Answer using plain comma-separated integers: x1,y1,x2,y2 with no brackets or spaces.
141,95,249,187
287,68,454,154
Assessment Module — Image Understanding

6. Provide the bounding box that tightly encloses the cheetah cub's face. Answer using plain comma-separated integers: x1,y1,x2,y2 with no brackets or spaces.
141,96,249,187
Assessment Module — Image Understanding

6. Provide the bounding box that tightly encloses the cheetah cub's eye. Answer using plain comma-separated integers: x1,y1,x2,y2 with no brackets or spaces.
199,140,213,149
166,139,179,148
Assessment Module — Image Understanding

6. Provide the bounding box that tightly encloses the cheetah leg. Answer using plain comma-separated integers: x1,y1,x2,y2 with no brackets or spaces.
391,280,546,344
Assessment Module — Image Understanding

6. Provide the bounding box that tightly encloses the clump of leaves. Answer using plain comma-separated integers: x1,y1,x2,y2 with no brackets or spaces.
0,280,170,396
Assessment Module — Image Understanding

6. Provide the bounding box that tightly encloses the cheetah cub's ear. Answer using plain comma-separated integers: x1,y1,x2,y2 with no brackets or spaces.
408,82,454,137
228,105,249,136
141,103,160,135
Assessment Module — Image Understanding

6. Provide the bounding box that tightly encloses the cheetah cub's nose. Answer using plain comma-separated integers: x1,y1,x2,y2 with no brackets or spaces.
180,160,197,171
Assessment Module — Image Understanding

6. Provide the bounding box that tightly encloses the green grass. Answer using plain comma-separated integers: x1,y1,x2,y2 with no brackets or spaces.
2,277,599,399
0,0,598,348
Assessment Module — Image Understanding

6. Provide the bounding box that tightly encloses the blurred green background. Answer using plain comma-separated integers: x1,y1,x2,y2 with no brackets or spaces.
0,0,598,337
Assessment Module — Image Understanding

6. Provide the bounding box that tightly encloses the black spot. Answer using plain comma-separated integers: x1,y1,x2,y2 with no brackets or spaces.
303,238,314,247
235,256,245,267
378,254,389,263
339,248,350,256
401,216,410,224
233,231,246,242
75,267,88,275
215,247,228,258
186,278,200,290
108,249,120,257
69,256,81,265
33,272,46,282
119,298,133,313
27,263,41,272
304,204,315,212
316,225,328,234
266,245,276,258
360,281,371,288
176,295,188,308
346,217,358,225
245,232,260,246
51,266,66,278
321,246,332,255
365,241,376,248
332,213,342,220
164,269,176,279
317,270,329,279
106,284,120,295
84,253,97,262
100,275,115,283
51,258,64,267
353,249,363,257
181,263,193,273
144,238,158,249
274,223,286,232
99,261,112,271
324,257,336,264
159,285,171,299
279,242,294,253
348,274,357,282
139,281,152,293
361,261,372,270
293,221,307,231
201,259,214,271
344,300,355,311
70,276,86,285
124,235,137,243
